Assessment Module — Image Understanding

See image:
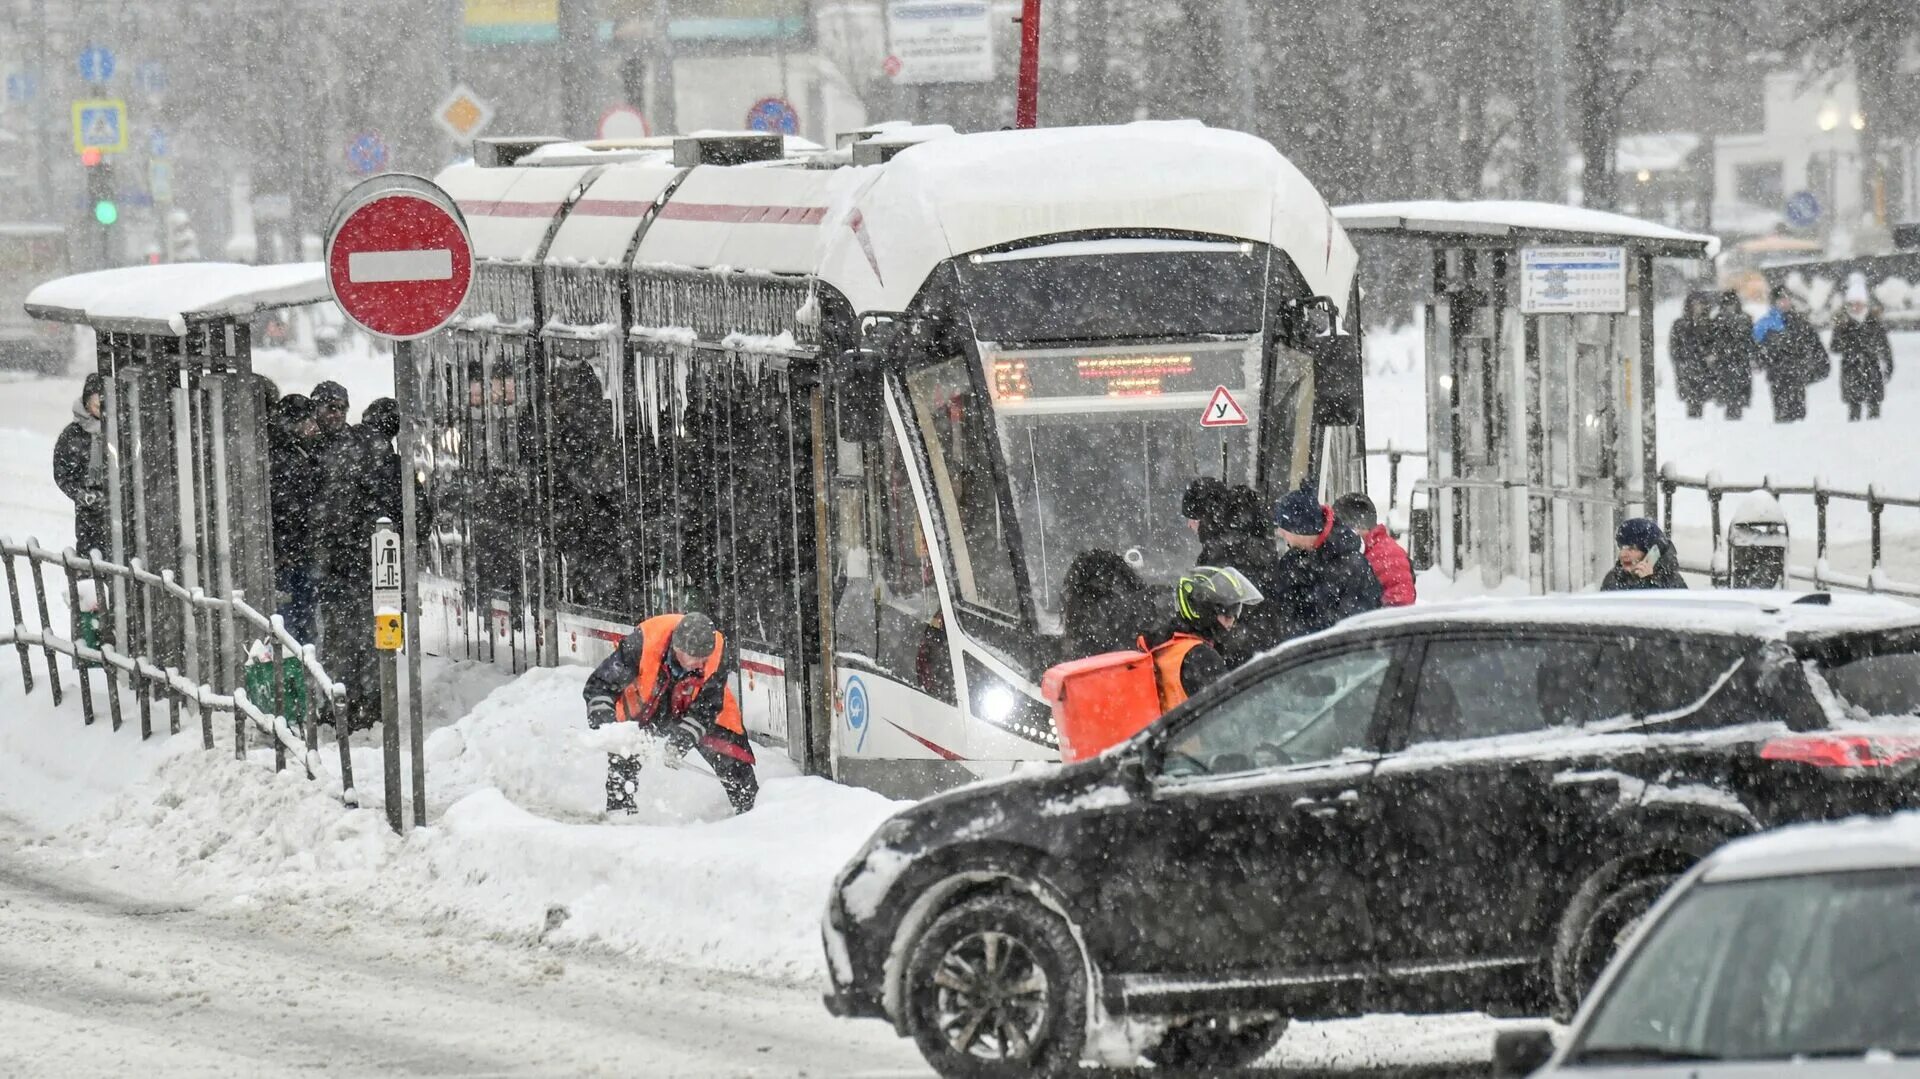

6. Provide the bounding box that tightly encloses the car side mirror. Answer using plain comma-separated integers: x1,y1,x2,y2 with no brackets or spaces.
1491,1028,1556,1077
1114,748,1153,795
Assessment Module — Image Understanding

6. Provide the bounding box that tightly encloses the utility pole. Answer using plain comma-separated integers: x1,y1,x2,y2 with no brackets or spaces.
1532,0,1568,202
32,0,55,222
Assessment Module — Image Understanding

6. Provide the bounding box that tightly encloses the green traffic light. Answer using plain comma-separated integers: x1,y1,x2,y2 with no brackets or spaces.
93,200,118,226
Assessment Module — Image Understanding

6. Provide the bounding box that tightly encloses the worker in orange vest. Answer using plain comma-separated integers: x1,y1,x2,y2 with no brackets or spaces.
584,612,758,814
1145,566,1264,711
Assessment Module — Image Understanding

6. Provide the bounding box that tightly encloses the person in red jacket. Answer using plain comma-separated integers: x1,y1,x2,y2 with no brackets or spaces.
1334,493,1415,607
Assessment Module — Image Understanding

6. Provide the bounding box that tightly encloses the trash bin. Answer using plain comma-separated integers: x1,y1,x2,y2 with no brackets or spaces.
1722,492,1788,589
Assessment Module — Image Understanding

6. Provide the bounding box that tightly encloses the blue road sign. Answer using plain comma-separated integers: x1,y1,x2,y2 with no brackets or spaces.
346,132,389,176
78,44,116,84
745,96,798,136
5,71,37,104
148,126,168,157
135,61,166,95
1784,191,1822,229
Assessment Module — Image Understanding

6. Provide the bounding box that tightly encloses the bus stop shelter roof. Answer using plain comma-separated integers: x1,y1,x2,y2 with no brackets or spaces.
25,262,330,336
1335,200,1718,259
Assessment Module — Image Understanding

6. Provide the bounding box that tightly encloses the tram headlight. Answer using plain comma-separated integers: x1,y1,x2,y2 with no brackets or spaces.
964,656,1057,749
981,684,1018,725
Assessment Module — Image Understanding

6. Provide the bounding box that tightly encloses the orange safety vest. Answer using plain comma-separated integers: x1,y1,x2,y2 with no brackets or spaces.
1147,632,1206,713
614,614,752,761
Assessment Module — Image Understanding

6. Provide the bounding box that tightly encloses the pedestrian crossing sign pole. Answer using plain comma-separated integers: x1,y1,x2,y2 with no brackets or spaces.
370,519,405,833
71,99,128,154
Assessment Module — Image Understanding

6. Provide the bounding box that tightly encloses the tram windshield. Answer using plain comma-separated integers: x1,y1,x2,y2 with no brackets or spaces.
983,338,1268,632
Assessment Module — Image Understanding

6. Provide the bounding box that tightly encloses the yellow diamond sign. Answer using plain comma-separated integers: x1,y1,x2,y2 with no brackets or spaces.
434,83,495,142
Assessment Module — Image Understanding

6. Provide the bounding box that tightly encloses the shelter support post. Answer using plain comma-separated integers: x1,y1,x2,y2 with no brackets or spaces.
397,339,428,826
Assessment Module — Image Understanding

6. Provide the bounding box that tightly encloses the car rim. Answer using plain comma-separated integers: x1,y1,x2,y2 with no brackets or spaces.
931,929,1050,1060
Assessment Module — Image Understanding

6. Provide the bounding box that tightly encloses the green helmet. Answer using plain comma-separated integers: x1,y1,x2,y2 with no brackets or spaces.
1176,565,1264,622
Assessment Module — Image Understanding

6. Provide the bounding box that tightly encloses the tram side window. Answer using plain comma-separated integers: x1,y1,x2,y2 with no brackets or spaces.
1265,344,1316,491
874,429,954,703
548,344,626,612
904,358,1021,617
831,424,879,663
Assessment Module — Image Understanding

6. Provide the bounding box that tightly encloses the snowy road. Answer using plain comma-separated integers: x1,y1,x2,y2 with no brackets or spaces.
0,817,929,1079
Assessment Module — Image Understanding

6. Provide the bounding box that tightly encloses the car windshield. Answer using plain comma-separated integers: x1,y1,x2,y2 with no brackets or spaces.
1808,633,1920,720
1573,869,1920,1063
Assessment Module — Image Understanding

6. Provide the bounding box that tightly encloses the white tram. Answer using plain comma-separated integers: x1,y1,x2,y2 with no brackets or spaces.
413,123,1365,796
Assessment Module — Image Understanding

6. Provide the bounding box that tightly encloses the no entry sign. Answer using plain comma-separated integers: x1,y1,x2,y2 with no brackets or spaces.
325,175,472,340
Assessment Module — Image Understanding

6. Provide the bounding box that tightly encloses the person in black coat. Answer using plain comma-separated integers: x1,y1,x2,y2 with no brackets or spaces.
1713,291,1755,419
269,394,324,643
1060,549,1163,659
1755,286,1827,423
1670,293,1717,418
1600,517,1687,591
1831,292,1895,421
1268,484,1383,642
52,373,109,559
315,397,403,729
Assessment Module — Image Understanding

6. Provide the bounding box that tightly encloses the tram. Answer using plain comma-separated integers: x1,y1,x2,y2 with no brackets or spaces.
413,122,1365,796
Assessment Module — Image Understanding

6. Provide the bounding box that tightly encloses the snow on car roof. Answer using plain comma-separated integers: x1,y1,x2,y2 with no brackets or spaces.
1702,812,1920,881
24,262,329,335
1334,199,1719,258
1339,590,1920,639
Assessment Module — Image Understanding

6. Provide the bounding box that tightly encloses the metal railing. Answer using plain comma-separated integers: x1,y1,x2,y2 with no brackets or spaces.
1364,444,1428,512
2,536,356,793
1657,467,1920,600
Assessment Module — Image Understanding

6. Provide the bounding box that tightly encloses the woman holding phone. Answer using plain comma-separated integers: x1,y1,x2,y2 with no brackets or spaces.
1601,517,1688,591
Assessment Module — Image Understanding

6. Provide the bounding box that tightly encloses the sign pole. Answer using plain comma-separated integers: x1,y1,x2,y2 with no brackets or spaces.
1015,0,1042,128
397,339,428,827
371,517,404,833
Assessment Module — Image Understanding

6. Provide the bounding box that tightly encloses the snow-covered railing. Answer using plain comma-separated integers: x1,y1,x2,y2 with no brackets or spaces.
1,536,354,789
1657,467,1920,600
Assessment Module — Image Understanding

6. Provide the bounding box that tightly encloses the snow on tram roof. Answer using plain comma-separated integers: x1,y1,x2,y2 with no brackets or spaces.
25,262,328,335
1335,199,1719,257
1341,590,1919,639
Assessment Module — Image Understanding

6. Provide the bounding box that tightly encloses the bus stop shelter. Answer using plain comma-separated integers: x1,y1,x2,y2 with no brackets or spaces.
1335,201,1716,592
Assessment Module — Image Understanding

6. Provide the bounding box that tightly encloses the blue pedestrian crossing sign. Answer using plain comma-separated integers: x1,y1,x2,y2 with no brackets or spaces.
1784,191,1822,229
72,99,128,154
745,96,799,135
346,132,388,176
148,126,168,157
77,44,115,84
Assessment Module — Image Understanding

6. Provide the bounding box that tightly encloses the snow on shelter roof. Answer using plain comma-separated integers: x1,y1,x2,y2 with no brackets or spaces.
1702,812,1920,881
1335,199,1719,258
24,262,328,336
1338,590,1919,639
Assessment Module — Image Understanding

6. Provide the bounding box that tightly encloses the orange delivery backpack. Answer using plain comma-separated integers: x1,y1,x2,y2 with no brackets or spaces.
1041,644,1167,763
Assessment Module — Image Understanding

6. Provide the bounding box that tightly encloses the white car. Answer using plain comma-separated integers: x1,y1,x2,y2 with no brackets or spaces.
1496,812,1920,1075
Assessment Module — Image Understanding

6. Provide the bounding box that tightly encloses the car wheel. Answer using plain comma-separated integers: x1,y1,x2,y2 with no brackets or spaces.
1141,1014,1288,1069
904,892,1087,1078
1553,874,1675,1020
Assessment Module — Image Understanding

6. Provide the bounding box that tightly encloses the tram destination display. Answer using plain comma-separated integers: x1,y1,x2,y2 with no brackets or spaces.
987,341,1251,403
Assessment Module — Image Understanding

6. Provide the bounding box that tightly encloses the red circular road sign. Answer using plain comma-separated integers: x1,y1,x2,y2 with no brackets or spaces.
882,55,903,78
325,177,472,340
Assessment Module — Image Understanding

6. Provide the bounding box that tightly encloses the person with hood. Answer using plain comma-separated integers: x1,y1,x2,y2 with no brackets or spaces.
1670,292,1717,418
1333,492,1415,607
1600,517,1687,591
52,372,109,559
1061,549,1161,659
1145,566,1264,709
311,380,351,452
1269,483,1382,641
269,394,324,643
1713,291,1755,419
315,397,403,730
1753,285,1827,423
1830,275,1894,422
1184,479,1288,661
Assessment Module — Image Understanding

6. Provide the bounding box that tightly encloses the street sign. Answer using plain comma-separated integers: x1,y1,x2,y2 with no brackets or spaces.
134,61,166,96
325,174,474,340
745,96,799,135
885,0,995,84
881,55,903,78
77,44,116,84
1519,246,1627,314
371,525,403,608
1199,385,1248,427
71,99,128,154
434,84,495,142
148,160,172,203
597,103,650,140
147,126,168,157
1784,191,1822,229
4,71,36,105
347,132,388,176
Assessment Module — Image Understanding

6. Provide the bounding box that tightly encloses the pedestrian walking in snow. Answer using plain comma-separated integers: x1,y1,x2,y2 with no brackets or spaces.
269,394,324,644
1061,549,1161,659
1269,483,1382,641
315,397,402,730
1754,286,1828,423
584,612,759,815
1831,276,1894,422
1144,566,1263,710
1713,291,1755,419
1670,293,1717,419
1333,492,1415,607
1600,517,1687,592
52,372,109,559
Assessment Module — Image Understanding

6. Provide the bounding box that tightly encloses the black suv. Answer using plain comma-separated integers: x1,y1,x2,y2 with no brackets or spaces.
822,592,1920,1076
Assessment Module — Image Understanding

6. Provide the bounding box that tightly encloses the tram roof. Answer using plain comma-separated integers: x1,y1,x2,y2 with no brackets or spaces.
1334,199,1719,259
443,121,1361,317
24,262,329,336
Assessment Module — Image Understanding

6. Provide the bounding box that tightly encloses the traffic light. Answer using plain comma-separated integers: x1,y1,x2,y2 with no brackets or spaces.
81,147,118,227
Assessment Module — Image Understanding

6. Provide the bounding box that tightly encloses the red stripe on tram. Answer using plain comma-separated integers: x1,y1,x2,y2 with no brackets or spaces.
886,720,966,762
571,198,657,217
459,199,563,218
657,202,829,225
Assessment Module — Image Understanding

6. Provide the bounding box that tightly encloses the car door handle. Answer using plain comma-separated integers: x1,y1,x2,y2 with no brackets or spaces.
1292,789,1363,820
